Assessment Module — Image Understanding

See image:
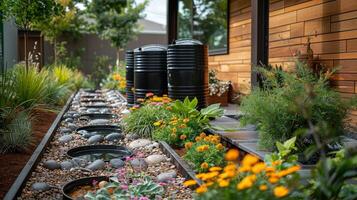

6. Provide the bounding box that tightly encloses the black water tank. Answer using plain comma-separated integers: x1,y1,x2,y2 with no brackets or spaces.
167,39,208,108
125,50,134,106
134,45,167,103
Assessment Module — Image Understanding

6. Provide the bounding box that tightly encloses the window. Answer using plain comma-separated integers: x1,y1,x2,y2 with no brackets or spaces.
177,0,228,55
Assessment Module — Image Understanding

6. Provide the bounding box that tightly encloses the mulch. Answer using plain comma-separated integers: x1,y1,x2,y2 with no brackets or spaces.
0,109,57,198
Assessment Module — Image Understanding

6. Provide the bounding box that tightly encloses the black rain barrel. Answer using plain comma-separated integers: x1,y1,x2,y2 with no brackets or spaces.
125,50,134,107
167,39,208,109
134,45,167,103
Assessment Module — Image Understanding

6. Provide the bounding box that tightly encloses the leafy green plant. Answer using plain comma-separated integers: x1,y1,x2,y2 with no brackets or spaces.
123,104,173,138
152,116,198,147
265,137,298,165
240,61,351,151
0,108,32,153
52,64,73,85
184,134,226,172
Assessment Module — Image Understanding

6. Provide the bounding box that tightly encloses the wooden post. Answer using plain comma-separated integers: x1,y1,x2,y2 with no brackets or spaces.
251,0,269,88
167,0,178,44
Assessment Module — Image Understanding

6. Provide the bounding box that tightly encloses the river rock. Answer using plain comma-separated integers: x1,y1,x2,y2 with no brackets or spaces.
59,128,72,135
126,133,140,140
77,130,88,135
145,154,166,165
32,182,50,191
128,139,151,149
60,160,74,170
72,158,88,167
110,158,125,168
105,132,124,141
121,109,130,114
67,123,78,131
43,160,60,170
58,135,72,143
130,158,148,171
86,159,105,171
88,135,103,144
89,119,110,125
82,131,97,139
64,118,74,123
86,108,98,113
145,142,159,150
157,170,177,182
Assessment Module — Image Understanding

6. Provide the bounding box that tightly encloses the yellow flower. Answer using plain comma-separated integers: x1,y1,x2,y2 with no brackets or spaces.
274,186,289,198
237,175,256,190
277,165,301,177
185,142,193,149
238,165,251,173
200,132,207,138
269,177,279,184
218,180,230,187
259,184,268,191
252,162,266,174
153,121,162,126
224,164,236,172
196,185,207,194
112,73,121,81
242,154,259,166
201,162,209,169
171,127,177,133
265,166,275,173
183,118,190,123
209,167,222,172
183,180,197,187
272,160,282,166
196,173,206,179
225,149,239,161
216,143,224,150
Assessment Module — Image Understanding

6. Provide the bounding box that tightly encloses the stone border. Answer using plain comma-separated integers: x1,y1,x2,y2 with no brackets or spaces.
4,93,76,200
158,141,202,186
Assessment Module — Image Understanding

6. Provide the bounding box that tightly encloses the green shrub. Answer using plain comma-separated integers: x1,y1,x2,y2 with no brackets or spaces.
122,104,173,138
184,134,226,172
152,116,199,147
240,61,351,151
0,108,32,153
12,65,49,108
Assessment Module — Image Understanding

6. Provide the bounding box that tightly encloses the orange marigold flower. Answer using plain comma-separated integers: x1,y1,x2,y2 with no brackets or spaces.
183,118,190,123
201,162,209,169
218,179,230,187
224,164,237,172
195,136,202,142
196,185,207,194
216,143,224,150
252,162,266,174
183,180,197,187
209,167,222,172
225,149,239,161
180,135,187,140
259,184,268,191
200,132,207,138
272,160,283,166
269,177,279,184
265,166,275,173
242,154,259,166
202,171,219,180
238,165,251,173
237,178,253,190
185,142,193,149
179,124,187,128
274,186,289,198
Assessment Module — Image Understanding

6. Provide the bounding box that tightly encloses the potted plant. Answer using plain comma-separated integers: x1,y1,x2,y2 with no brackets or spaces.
207,69,231,106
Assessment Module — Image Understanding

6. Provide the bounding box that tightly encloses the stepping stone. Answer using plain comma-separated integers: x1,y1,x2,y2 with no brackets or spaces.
86,159,105,171
157,170,177,182
89,119,110,125
32,182,50,191
105,132,124,141
129,139,152,149
110,158,125,168
60,160,74,170
58,135,72,143
88,135,104,144
130,158,148,171
43,160,60,170
145,154,166,165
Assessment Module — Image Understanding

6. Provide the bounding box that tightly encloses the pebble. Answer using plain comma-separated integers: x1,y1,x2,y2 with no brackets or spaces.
72,158,88,167
32,182,50,191
77,130,88,135
121,109,130,114
126,133,140,140
145,154,166,165
58,135,72,143
60,160,74,170
59,128,71,135
128,139,152,149
81,131,97,139
86,108,98,113
157,170,177,182
67,123,78,131
110,158,125,168
130,158,148,171
146,142,160,150
104,132,124,141
89,119,110,125
43,160,60,170
64,118,74,123
88,135,104,144
86,159,105,171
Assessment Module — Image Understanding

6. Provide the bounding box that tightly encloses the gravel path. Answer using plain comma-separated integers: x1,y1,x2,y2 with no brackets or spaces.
19,90,192,200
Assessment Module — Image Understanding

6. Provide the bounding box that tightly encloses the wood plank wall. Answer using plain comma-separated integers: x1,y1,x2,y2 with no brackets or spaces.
209,0,357,126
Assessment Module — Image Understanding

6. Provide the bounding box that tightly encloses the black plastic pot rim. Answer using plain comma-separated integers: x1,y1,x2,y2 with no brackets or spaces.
62,176,109,200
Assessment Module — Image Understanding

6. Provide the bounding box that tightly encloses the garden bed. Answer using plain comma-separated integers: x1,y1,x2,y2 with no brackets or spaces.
6,90,192,200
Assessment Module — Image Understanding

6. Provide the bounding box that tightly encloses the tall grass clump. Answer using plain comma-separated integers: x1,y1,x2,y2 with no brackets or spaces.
240,61,353,151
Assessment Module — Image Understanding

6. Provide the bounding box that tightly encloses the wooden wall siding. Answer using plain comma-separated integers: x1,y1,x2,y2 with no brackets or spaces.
209,0,357,98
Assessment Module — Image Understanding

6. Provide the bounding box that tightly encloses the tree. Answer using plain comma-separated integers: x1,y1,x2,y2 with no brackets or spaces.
34,0,89,64
87,0,147,66
0,0,59,69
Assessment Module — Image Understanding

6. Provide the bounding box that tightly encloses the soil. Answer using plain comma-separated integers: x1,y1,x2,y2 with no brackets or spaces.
0,109,57,198
174,147,186,157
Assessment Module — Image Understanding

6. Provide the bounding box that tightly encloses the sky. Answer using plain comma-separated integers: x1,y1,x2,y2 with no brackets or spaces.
136,0,167,25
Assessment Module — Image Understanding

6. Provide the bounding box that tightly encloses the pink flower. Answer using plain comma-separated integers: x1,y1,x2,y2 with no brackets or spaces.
92,179,98,186
120,184,128,190
146,92,154,97
159,182,167,186
125,156,133,161
139,197,149,200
